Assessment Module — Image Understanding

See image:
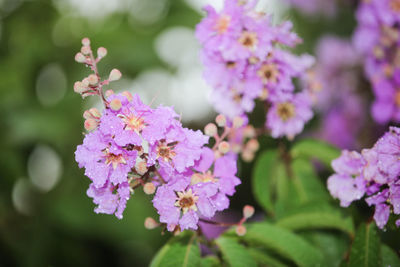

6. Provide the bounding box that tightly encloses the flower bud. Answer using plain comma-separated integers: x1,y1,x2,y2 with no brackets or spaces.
84,119,98,131
246,139,259,152
241,149,254,162
243,125,256,138
259,88,269,100
136,161,148,175
81,37,90,46
143,183,156,195
87,74,99,86
121,91,133,102
204,123,218,136
144,217,159,230
109,69,122,81
105,90,115,97
82,78,90,87
218,141,230,154
235,225,247,236
75,53,86,63
110,99,122,111
231,143,242,154
74,81,86,94
243,205,255,219
97,47,107,58
233,116,244,128
215,114,226,127
89,107,101,118
81,46,91,56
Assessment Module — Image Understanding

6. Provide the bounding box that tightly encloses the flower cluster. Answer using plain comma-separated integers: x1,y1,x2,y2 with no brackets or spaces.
311,36,366,149
353,0,400,124
327,126,400,229
73,38,242,232
196,0,314,140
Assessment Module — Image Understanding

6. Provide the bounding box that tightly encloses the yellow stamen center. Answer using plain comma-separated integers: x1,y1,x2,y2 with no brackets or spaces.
257,63,279,84
277,102,296,121
238,31,258,50
175,189,198,214
214,15,231,34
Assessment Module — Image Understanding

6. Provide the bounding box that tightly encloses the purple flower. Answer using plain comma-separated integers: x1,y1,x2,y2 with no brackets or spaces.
266,93,313,139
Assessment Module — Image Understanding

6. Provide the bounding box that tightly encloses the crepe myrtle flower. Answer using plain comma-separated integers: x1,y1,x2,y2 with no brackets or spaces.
266,93,313,140
327,127,400,229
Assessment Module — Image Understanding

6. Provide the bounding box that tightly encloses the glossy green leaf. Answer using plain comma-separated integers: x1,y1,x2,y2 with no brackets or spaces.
238,222,324,267
215,237,257,267
348,223,381,267
150,232,201,267
291,139,340,168
252,149,282,214
276,211,354,236
200,256,220,267
248,248,287,267
382,244,400,267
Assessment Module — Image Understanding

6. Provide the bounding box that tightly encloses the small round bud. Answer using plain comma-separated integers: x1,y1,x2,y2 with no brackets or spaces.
75,53,86,63
218,141,230,154
204,123,218,137
82,37,90,46
235,225,247,236
74,81,86,94
105,90,115,97
82,78,90,87
246,139,259,152
243,205,255,219
241,149,254,162
231,143,242,154
110,99,122,111
243,125,256,138
214,150,222,159
84,119,98,131
259,88,269,100
136,161,148,175
109,69,122,82
87,74,99,86
215,114,226,127
81,46,91,55
97,47,107,58
143,183,156,195
233,116,244,128
121,91,133,102
144,217,159,230
89,107,101,118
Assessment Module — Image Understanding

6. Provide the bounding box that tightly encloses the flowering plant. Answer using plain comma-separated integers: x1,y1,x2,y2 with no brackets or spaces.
71,0,400,266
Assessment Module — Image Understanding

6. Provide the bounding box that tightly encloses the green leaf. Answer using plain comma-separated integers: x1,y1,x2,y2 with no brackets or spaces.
348,223,381,267
276,211,354,236
248,248,288,267
150,232,201,267
200,256,220,267
291,139,340,167
238,222,324,267
252,149,282,214
215,237,257,267
382,244,400,267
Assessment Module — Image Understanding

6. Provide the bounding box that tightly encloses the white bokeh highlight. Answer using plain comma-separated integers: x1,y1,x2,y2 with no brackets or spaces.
36,63,67,107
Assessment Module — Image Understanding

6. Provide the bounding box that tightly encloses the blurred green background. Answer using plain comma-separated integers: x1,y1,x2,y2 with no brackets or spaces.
0,0,394,266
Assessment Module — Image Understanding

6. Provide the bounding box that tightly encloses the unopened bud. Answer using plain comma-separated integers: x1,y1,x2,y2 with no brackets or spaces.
81,46,91,55
231,144,242,154
74,81,86,93
215,114,226,127
84,119,98,131
246,139,259,152
233,116,244,128
136,161,148,175
236,225,247,236
109,69,122,81
110,99,122,111
143,183,156,195
87,74,99,86
105,90,114,97
243,205,255,219
121,91,133,102
243,125,256,138
218,141,230,154
241,149,254,162
89,107,101,118
81,37,90,46
82,78,90,87
204,123,218,136
214,150,222,159
97,47,107,58
75,52,86,63
259,88,269,100
144,217,159,230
